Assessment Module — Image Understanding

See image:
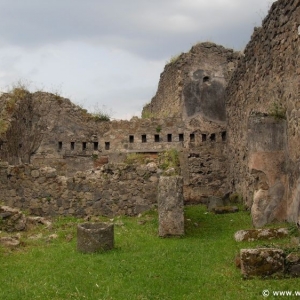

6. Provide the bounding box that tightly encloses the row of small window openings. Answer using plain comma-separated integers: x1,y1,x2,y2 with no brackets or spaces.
130,134,185,143
129,132,226,143
57,132,226,150
58,141,110,151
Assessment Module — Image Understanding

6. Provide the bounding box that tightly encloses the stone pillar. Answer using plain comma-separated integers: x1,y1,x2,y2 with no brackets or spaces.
77,222,114,253
158,176,184,237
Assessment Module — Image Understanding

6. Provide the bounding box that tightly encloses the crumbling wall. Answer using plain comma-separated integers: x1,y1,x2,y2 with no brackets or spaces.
181,130,228,203
0,90,46,164
0,91,96,167
0,89,230,204
31,115,192,176
142,42,240,121
226,0,300,224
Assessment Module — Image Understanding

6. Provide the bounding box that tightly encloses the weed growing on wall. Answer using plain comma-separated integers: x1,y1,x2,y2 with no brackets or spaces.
141,109,155,119
3,80,31,115
269,101,286,120
125,153,148,165
91,154,99,160
166,53,182,65
92,112,110,122
0,81,31,135
91,104,113,122
158,149,180,174
141,102,155,119
287,222,300,237
156,125,162,133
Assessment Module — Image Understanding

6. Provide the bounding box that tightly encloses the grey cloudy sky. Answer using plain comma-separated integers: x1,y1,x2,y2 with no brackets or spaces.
0,0,274,119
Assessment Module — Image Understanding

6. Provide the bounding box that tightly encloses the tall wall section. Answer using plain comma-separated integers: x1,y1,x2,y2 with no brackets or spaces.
0,90,229,208
142,42,240,122
0,91,98,166
226,0,300,225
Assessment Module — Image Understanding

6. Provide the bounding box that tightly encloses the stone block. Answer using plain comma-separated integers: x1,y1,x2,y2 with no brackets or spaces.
288,264,300,277
207,196,224,212
286,252,300,277
240,248,285,278
77,222,114,253
158,176,184,237
234,228,289,242
31,170,40,178
0,206,27,232
0,236,20,248
213,206,239,214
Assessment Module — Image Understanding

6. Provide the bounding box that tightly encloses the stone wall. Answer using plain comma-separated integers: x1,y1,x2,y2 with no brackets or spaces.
226,0,300,224
0,125,228,214
181,133,228,203
0,91,226,178
0,162,159,217
142,42,240,121
0,91,95,166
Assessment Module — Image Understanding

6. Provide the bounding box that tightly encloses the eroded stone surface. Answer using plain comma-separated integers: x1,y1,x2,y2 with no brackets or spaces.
0,206,26,232
234,228,289,242
286,252,300,277
77,222,114,253
0,236,20,247
158,176,184,237
26,216,52,229
226,0,300,225
0,164,159,217
142,42,240,120
240,248,285,278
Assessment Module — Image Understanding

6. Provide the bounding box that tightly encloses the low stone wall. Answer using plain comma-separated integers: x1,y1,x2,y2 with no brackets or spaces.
0,162,159,217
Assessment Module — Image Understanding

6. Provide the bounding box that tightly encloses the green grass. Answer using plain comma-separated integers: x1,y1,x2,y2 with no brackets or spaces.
0,206,299,300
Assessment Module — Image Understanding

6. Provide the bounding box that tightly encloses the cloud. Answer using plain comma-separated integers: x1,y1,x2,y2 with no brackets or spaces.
0,0,274,118
0,0,272,53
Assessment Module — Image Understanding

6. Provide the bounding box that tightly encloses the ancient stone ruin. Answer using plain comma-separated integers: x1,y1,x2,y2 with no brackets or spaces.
226,0,300,227
157,176,184,237
77,222,114,253
0,0,299,231
240,248,285,278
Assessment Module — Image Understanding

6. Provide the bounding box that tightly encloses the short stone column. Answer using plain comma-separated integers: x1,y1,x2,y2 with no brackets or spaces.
77,222,114,253
158,176,184,237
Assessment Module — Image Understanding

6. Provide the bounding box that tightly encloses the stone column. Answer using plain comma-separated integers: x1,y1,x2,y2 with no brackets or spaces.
77,222,114,253
158,176,184,237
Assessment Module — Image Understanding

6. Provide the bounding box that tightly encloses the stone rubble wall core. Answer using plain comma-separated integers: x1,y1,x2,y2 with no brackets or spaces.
0,162,159,217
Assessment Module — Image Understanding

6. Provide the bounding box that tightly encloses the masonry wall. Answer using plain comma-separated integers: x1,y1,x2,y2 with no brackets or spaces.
0,89,230,210
226,0,300,223
143,42,240,121
181,130,228,203
0,162,159,217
